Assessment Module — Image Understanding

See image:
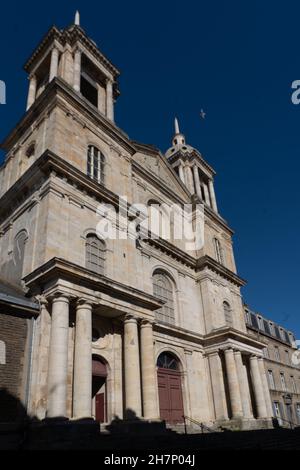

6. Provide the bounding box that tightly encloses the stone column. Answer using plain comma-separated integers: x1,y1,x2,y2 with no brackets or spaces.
97,83,106,114
140,320,159,419
73,49,81,92
234,351,253,418
26,75,37,110
224,349,243,418
106,79,114,121
250,355,268,418
124,315,142,418
73,299,92,419
49,47,59,82
208,179,218,213
208,351,228,420
258,357,273,418
47,295,69,418
185,166,195,194
178,164,185,184
203,183,211,207
193,165,202,200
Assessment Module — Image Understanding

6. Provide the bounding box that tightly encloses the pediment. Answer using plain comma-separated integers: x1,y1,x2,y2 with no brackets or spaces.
132,149,190,201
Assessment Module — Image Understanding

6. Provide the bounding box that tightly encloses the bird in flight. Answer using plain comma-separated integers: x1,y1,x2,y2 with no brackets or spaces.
200,109,206,119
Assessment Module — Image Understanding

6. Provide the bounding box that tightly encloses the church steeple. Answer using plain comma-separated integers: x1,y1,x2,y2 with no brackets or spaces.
24,14,120,122
172,117,186,149
166,118,218,213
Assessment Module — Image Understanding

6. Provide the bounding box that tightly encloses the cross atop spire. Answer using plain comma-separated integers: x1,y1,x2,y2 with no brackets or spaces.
75,10,80,26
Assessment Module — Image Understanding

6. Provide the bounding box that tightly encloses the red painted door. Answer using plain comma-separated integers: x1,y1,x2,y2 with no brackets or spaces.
158,368,184,423
95,393,105,423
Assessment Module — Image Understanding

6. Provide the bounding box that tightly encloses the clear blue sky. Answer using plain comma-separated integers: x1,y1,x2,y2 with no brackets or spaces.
0,1,299,337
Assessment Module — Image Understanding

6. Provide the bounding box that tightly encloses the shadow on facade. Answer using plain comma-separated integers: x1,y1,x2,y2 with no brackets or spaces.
106,409,168,436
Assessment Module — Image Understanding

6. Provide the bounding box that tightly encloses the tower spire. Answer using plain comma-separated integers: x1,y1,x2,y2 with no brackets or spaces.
172,116,185,148
75,10,80,26
174,117,180,135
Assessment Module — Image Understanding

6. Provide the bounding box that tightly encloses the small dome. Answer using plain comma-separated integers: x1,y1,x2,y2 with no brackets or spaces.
165,117,196,159
165,143,195,159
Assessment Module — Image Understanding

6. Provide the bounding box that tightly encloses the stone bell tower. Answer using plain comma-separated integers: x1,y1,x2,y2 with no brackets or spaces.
166,118,218,213
24,11,120,121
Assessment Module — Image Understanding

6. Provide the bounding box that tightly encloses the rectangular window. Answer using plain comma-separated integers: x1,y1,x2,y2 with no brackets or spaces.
269,322,275,335
273,402,283,426
268,370,275,389
291,376,297,394
285,350,290,365
274,346,280,362
280,373,287,391
263,347,269,358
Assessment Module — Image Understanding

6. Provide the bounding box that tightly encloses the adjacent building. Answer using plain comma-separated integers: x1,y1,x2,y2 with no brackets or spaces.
245,306,300,427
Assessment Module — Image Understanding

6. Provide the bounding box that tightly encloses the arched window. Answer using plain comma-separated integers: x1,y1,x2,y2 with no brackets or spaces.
85,234,106,275
213,238,224,265
153,270,175,324
13,230,28,282
223,301,233,326
87,145,105,184
147,200,171,240
157,352,179,370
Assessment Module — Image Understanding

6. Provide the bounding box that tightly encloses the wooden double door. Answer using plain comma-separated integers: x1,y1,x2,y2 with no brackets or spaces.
157,367,184,423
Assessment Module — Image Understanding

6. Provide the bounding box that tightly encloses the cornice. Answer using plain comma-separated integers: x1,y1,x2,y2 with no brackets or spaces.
154,322,266,351
196,255,247,287
1,78,134,155
167,147,216,177
23,257,163,312
23,25,120,78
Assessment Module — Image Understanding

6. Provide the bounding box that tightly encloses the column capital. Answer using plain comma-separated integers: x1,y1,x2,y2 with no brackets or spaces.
35,295,48,307
207,350,221,358
76,297,93,308
140,319,155,328
250,354,259,360
52,293,70,304
233,349,242,356
224,347,235,354
124,314,139,324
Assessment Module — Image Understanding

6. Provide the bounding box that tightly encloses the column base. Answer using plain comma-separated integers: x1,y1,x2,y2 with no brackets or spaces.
216,417,274,432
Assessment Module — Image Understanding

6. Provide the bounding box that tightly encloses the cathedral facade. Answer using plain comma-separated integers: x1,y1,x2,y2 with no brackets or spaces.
0,15,278,430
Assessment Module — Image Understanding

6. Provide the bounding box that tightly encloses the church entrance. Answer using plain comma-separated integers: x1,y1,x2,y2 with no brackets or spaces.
92,356,107,423
157,352,184,424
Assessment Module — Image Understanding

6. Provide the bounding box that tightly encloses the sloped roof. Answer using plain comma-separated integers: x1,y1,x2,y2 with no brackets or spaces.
0,279,38,310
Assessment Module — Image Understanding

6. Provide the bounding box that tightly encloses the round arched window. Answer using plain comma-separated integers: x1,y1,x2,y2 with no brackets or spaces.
157,352,179,370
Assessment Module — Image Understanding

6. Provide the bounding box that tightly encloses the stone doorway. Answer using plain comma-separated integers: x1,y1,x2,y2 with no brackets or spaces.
157,352,184,424
92,356,107,423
